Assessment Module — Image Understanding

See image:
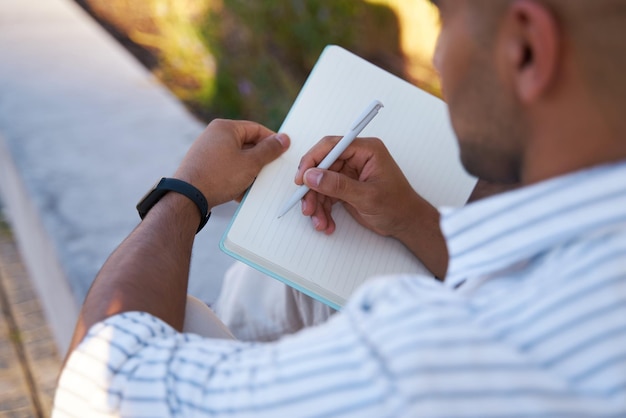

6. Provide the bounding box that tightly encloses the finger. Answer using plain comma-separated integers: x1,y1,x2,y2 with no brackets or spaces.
246,133,290,169
234,192,246,203
321,197,336,234
312,193,325,231
295,136,342,184
301,190,317,216
231,120,277,146
300,191,336,234
303,168,366,206
311,196,335,234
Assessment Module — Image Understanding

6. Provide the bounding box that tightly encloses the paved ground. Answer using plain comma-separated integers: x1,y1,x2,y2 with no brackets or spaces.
0,0,236,354
0,208,60,417
0,0,237,412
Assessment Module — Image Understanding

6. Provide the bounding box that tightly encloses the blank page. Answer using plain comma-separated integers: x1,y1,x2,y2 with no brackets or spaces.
223,46,476,307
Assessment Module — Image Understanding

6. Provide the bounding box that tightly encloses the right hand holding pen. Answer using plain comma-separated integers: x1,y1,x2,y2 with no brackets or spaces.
296,136,449,278
296,136,424,236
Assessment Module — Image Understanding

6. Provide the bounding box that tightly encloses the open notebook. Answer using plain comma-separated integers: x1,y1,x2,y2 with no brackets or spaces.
220,45,477,309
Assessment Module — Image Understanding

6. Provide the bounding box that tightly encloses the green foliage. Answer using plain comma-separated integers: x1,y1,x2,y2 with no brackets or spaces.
0,203,12,238
79,0,442,127
101,0,433,129
200,0,368,129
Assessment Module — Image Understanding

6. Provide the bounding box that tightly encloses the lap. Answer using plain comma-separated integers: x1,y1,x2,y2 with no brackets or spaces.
213,262,335,341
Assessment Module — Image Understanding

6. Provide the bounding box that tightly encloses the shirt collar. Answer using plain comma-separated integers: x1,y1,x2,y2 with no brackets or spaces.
441,161,626,289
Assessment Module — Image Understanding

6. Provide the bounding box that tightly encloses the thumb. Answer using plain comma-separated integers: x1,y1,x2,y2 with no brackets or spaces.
248,133,290,168
304,168,365,205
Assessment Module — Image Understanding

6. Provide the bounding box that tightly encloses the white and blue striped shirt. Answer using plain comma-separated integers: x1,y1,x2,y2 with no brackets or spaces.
53,161,626,417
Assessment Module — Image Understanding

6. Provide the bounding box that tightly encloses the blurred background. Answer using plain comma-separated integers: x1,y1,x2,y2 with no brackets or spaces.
0,1,440,414
74,0,441,128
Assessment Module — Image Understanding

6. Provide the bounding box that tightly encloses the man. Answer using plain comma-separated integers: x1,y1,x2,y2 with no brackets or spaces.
53,0,626,416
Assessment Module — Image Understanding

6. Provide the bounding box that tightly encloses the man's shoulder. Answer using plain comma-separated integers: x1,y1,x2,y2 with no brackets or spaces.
548,221,626,276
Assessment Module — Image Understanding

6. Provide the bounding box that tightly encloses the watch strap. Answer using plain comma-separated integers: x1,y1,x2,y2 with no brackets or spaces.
137,177,210,233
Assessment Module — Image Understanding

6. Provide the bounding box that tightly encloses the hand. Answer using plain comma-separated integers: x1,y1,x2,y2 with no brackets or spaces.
296,136,448,278
296,136,424,235
174,119,290,209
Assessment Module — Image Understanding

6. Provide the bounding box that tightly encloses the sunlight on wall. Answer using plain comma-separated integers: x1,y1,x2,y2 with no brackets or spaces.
129,0,218,104
365,0,441,93
105,0,442,121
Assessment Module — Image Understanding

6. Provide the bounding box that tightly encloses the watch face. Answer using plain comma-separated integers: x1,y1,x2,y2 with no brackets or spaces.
137,178,167,219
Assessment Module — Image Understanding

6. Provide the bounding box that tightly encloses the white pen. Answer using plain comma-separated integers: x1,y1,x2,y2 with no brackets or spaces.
277,99,384,218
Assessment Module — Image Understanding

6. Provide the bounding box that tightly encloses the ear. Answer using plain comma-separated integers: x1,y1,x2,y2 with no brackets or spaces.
502,0,560,103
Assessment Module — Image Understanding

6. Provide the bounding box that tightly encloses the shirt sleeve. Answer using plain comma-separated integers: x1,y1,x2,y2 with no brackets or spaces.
52,305,396,418
53,271,618,417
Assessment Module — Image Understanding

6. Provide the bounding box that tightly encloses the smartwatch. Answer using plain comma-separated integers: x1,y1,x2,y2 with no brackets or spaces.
136,177,210,233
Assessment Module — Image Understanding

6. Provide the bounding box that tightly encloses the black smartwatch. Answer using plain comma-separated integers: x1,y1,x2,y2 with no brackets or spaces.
136,177,211,233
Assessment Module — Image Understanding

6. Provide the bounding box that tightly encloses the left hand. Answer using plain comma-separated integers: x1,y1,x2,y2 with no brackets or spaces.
64,119,289,357
174,119,290,208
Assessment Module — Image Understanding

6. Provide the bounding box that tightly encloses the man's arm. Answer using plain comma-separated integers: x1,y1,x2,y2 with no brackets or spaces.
294,137,518,279
293,136,447,278
65,120,289,359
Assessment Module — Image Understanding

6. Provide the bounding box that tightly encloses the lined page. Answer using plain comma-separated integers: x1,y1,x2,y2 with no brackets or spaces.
224,46,476,306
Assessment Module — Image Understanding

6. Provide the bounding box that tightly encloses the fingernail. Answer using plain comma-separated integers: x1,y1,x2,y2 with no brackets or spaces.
301,199,308,213
312,215,321,229
275,133,288,148
304,169,323,187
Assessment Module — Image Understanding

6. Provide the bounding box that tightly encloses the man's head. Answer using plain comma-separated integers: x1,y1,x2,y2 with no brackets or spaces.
430,0,626,184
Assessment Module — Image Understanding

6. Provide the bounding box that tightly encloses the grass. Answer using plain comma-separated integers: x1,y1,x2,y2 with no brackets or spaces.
80,0,441,129
0,207,13,239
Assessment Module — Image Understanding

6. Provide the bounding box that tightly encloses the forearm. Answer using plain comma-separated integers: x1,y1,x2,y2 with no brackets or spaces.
398,180,520,278
66,193,200,357
61,120,289,364
392,194,448,280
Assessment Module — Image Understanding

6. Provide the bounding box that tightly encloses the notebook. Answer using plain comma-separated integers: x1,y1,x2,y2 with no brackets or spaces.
220,45,477,309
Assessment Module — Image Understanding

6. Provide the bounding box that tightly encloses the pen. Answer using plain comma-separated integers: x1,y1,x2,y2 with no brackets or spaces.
277,99,384,218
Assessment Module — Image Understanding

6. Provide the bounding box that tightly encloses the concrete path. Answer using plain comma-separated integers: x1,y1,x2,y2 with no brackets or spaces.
0,208,60,417
0,0,237,355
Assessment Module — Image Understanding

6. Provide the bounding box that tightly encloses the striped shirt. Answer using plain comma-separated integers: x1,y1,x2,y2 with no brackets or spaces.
53,161,626,417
